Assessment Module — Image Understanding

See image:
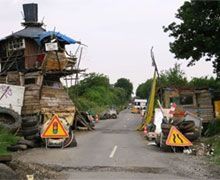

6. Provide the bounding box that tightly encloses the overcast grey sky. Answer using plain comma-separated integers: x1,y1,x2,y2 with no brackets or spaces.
0,0,215,91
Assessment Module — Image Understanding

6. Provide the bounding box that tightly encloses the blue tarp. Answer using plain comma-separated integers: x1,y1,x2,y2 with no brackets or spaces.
38,31,77,45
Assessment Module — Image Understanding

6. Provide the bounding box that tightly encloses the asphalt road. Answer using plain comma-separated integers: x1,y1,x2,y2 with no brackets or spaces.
15,110,219,180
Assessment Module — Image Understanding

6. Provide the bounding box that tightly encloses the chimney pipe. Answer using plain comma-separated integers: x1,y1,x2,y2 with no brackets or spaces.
23,3,38,22
22,3,42,27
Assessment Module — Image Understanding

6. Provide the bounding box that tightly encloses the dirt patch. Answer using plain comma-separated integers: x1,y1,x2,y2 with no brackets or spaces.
167,154,220,180
9,161,175,179
58,165,168,174
9,160,64,180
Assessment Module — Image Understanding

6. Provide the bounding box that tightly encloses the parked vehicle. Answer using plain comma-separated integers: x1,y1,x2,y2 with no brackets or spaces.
131,99,147,114
100,108,118,120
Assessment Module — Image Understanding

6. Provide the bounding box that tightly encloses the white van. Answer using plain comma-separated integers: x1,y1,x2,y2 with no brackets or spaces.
131,99,147,114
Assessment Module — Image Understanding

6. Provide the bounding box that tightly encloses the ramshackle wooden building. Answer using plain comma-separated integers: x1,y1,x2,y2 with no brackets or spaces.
161,87,219,125
0,3,82,147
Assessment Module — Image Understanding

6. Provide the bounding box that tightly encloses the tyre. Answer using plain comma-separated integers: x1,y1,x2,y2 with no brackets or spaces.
160,133,171,152
102,114,109,120
181,126,195,133
161,123,172,129
0,107,21,133
161,123,172,135
7,144,28,151
184,130,200,141
24,133,40,141
178,121,195,130
111,114,117,119
172,119,183,126
64,130,77,148
22,126,39,136
162,129,170,136
17,139,36,148
21,116,39,128
155,135,160,147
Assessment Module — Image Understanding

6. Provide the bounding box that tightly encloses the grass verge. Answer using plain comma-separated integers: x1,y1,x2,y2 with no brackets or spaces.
0,127,19,155
202,119,220,165
203,135,220,165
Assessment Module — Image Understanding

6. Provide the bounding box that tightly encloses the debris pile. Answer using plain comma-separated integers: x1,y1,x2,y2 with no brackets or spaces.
139,99,204,153
74,111,95,131
192,143,214,156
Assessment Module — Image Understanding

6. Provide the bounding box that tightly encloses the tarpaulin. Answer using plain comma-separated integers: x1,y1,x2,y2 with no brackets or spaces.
38,31,77,45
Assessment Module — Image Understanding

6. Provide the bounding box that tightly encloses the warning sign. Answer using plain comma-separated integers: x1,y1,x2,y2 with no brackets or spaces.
41,115,69,138
166,126,192,147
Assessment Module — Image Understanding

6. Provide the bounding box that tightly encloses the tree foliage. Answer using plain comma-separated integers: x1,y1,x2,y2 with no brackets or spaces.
136,79,153,99
160,63,188,88
114,78,133,100
163,1,220,78
136,64,220,97
189,76,220,90
68,73,129,113
74,73,110,96
136,64,187,97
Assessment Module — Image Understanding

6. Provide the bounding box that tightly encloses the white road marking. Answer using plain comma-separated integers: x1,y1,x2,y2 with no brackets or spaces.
109,145,118,158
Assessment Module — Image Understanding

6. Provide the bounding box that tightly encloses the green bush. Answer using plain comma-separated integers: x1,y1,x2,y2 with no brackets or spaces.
0,126,19,155
204,120,220,137
68,73,130,114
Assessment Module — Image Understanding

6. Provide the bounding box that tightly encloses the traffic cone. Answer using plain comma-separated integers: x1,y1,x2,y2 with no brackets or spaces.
144,126,147,135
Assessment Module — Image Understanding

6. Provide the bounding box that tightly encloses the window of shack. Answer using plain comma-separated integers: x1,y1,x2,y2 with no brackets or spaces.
179,95,193,105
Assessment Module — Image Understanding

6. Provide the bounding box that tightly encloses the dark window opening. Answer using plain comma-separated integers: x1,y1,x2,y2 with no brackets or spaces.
180,95,193,105
24,78,36,85
135,102,140,106
43,79,62,89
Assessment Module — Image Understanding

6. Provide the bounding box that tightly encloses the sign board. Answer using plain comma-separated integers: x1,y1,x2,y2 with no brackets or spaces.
166,126,192,147
214,101,220,118
0,84,25,115
45,42,58,51
154,108,163,134
41,115,69,138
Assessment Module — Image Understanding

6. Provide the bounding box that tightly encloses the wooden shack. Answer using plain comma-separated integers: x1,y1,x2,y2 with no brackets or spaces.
0,3,83,144
0,3,79,115
161,87,215,124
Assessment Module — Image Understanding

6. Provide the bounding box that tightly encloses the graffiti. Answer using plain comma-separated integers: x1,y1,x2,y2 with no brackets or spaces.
0,85,12,100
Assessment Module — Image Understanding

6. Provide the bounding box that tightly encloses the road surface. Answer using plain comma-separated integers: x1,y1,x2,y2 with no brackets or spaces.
15,110,219,179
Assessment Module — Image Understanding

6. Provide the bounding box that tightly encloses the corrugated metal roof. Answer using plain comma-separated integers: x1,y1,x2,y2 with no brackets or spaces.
11,26,45,38
0,26,78,46
0,26,45,42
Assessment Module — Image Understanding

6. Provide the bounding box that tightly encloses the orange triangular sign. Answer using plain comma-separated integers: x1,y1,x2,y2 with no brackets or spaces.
41,115,69,138
166,126,192,147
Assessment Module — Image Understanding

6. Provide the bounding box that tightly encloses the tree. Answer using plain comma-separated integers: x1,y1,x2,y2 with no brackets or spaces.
136,64,187,98
159,63,188,88
114,78,133,100
163,1,220,78
189,76,220,90
73,73,110,96
68,73,129,113
136,79,153,99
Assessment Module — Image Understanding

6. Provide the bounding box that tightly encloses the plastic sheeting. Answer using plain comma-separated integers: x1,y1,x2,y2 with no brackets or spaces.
154,108,163,134
38,31,77,45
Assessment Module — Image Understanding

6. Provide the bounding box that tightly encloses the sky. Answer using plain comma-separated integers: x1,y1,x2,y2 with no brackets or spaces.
0,0,215,92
